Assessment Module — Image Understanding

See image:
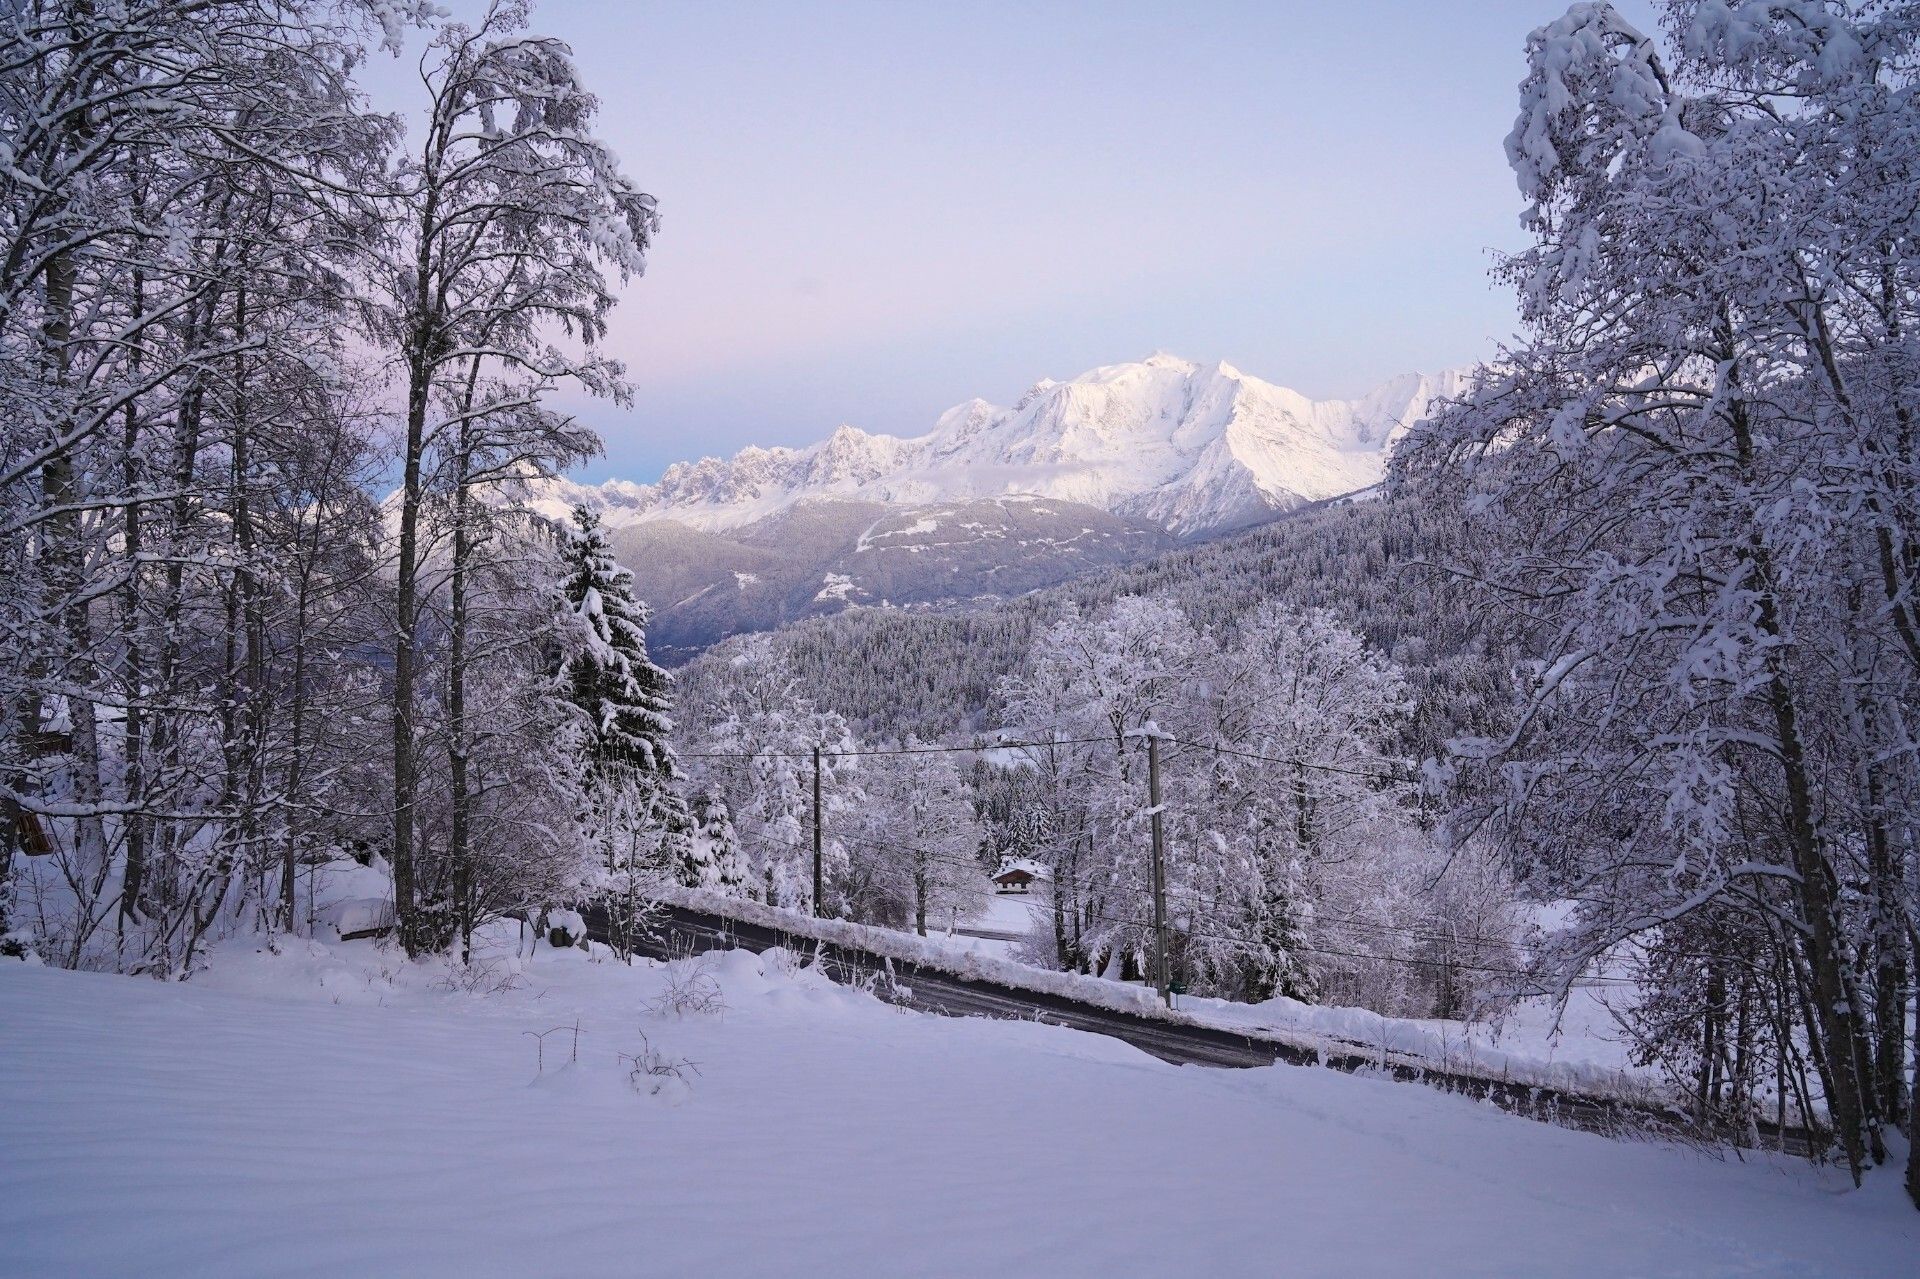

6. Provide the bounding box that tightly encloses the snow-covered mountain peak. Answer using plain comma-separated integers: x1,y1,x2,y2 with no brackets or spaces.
538,355,1472,539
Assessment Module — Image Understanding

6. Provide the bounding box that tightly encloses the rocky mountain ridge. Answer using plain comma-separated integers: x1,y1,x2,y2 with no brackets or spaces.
533,354,1469,540
526,354,1472,659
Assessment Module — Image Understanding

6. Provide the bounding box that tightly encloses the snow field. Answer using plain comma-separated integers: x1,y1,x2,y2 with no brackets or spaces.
2,927,1915,1277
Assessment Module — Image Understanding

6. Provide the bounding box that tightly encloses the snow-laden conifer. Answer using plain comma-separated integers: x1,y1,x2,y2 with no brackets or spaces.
557,505,689,887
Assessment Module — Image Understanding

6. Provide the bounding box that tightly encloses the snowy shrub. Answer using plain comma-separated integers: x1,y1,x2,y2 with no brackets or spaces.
623,1031,700,1099
757,946,811,982
645,958,725,1017
546,909,587,950
522,1021,586,1076
432,955,526,996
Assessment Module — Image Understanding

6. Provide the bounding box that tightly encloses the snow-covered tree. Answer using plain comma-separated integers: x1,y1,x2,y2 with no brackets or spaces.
555,505,688,896
996,596,1212,977
1396,0,1920,1193
683,785,746,893
1183,604,1414,1002
844,745,986,936
559,508,676,775
679,634,858,914
377,0,657,954
414,514,594,955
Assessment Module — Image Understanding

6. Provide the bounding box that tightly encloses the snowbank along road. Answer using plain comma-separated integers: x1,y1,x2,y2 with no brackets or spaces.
595,901,1819,1157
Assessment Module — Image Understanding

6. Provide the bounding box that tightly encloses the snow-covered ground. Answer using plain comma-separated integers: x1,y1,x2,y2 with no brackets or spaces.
924,886,1044,960
2,931,1914,1277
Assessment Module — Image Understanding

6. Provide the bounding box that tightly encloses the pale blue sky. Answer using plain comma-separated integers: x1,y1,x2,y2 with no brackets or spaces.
387,1,1656,480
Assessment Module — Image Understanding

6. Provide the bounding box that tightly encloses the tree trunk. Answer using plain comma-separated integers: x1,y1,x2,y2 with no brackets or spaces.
1907,925,1920,1210
448,393,474,964
1726,382,1877,1180
280,578,308,931
118,243,146,932
1868,818,1910,1129
230,281,269,929
390,338,429,954
1763,637,1875,1178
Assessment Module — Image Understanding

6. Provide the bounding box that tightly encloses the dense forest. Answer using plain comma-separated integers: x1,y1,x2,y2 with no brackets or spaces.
0,0,681,970
698,496,1515,760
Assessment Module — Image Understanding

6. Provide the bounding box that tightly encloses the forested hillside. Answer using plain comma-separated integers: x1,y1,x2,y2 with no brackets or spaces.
683,496,1514,759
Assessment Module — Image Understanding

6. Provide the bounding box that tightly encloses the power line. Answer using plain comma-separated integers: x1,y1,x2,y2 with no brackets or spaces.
841,736,1119,757
1164,734,1407,782
676,734,1119,761
681,730,1409,786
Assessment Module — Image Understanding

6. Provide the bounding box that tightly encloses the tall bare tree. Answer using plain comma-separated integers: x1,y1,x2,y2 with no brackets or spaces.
377,0,655,954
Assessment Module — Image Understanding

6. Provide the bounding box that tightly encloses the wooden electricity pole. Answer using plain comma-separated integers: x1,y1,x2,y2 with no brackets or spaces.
1147,731,1171,1007
812,744,824,917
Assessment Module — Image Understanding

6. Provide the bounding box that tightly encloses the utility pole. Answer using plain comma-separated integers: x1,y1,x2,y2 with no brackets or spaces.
1147,730,1171,1008
812,744,824,917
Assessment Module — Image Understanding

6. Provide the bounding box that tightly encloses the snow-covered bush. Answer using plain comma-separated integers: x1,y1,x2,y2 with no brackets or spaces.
622,1031,699,1101
546,909,587,950
645,958,725,1018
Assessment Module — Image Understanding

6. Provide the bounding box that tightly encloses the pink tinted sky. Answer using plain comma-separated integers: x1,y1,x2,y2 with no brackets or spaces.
366,0,1660,480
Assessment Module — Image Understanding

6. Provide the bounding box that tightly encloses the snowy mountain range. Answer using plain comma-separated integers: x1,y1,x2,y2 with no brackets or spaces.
534,354,1469,538
528,354,1470,659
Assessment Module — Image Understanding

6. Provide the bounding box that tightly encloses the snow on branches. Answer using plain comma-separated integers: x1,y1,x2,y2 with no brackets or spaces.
1400,0,1920,1188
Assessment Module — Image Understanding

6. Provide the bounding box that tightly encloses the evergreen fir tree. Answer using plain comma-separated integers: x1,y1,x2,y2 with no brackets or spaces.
684,787,746,893
657,794,697,886
559,507,676,770
557,506,687,872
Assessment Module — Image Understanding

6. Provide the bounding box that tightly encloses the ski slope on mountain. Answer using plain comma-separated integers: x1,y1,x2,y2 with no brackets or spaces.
534,355,1470,539
3,939,1913,1277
